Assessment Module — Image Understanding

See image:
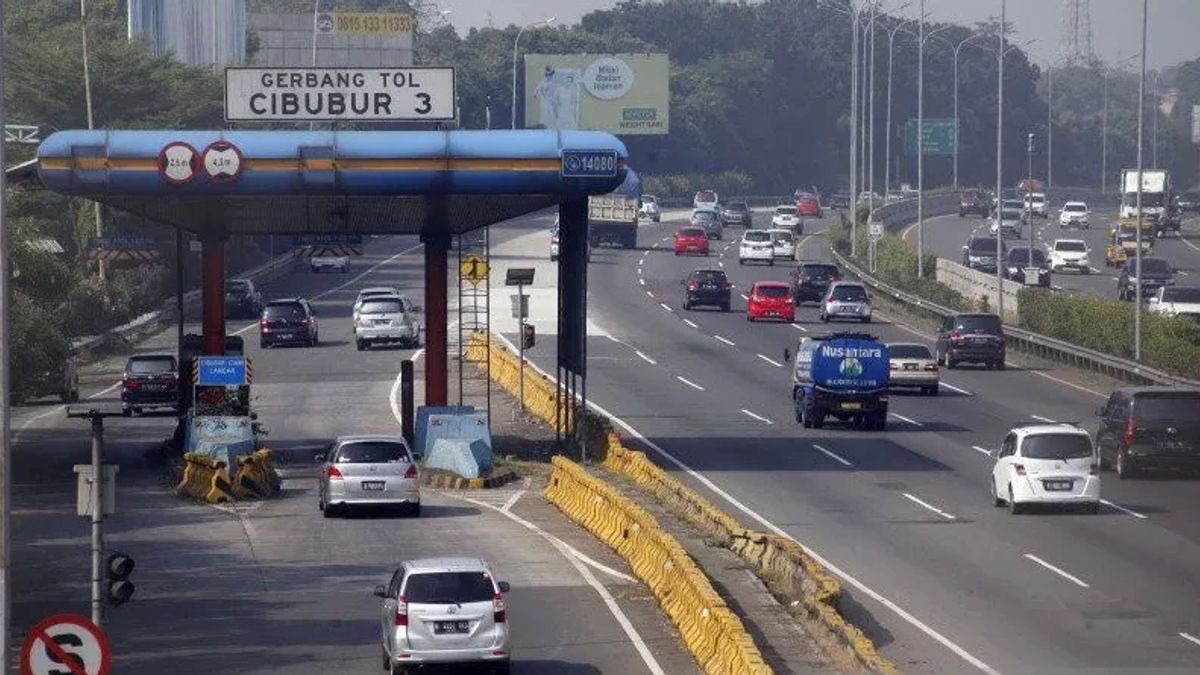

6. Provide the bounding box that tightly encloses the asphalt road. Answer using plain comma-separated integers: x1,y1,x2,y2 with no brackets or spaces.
490,207,1200,675
9,224,697,675
916,207,1200,299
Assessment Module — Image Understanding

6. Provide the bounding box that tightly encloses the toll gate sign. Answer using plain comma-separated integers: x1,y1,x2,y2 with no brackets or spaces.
225,67,456,122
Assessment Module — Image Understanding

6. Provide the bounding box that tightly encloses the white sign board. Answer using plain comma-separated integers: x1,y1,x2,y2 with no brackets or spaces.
225,67,456,122
869,221,884,240
1193,104,1200,145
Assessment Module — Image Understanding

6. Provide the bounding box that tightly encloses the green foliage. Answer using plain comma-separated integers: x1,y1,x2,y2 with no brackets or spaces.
642,171,754,199
827,219,967,311
10,293,72,399
1016,289,1200,380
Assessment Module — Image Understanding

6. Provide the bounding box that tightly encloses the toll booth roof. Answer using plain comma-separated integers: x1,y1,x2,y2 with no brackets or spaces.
36,129,629,235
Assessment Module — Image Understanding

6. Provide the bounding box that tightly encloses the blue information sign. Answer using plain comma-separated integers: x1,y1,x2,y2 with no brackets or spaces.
561,149,619,178
197,356,248,386
292,233,365,247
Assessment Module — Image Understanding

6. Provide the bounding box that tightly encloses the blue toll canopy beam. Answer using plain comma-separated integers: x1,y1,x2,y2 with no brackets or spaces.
35,129,628,235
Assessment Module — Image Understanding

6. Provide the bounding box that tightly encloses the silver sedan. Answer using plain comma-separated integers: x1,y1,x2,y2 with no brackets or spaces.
317,435,420,517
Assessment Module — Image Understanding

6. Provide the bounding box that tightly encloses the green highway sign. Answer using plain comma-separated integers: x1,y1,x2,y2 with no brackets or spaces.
904,118,957,155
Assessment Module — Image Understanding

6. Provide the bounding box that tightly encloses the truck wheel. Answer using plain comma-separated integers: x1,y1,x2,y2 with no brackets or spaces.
811,413,824,429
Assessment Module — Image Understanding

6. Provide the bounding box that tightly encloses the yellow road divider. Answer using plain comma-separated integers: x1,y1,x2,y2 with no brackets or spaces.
176,452,235,504
546,456,772,675
233,449,282,499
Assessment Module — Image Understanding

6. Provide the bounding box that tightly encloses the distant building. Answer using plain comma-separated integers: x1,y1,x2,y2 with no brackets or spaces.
128,0,247,68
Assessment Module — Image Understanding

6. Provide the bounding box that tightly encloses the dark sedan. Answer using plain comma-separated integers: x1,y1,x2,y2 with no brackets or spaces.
224,278,262,318
681,269,732,311
721,201,753,228
1005,247,1051,287
960,190,990,217
790,261,841,304
1117,256,1174,301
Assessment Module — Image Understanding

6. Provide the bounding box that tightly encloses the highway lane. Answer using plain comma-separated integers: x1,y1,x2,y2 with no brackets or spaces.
491,210,1200,674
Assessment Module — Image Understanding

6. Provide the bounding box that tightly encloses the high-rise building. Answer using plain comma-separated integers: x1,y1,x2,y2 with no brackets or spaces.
1058,0,1095,65
128,0,247,69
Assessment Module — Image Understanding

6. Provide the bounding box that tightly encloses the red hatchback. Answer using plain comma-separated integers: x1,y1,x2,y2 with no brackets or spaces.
747,281,795,322
797,195,822,218
674,226,710,256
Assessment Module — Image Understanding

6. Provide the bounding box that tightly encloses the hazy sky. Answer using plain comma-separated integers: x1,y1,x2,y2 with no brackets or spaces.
440,0,1199,70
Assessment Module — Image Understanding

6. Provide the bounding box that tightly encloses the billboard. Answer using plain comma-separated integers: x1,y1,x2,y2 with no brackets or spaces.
524,53,669,135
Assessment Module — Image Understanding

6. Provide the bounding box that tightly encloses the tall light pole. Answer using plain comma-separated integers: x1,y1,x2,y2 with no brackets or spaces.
1046,60,1054,188
884,18,916,196
1027,132,1035,256
826,1,865,255
1134,0,1148,362
81,0,105,283
1150,70,1159,167
949,32,989,188
512,17,555,130
995,0,1006,319
910,17,951,279
0,3,11,668
1101,54,1139,193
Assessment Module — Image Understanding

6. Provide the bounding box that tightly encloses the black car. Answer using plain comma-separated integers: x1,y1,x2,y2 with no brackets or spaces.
1117,256,1174,301
828,189,852,209
935,312,1006,369
962,236,1007,272
790,261,841,304
681,269,732,311
225,278,263,318
260,298,320,348
1004,247,1051,287
959,190,989,217
721,201,753,228
1178,192,1200,214
1095,387,1200,478
121,354,179,415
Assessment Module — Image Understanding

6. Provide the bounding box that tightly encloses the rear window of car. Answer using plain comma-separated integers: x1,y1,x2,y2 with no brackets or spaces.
692,211,716,222
954,314,1002,334
679,227,706,237
1062,203,1086,212
696,190,716,202
1022,434,1093,460
403,571,495,604
335,441,409,464
127,357,175,375
773,231,794,243
1003,200,1025,209
691,270,727,283
226,281,250,293
969,239,1001,252
890,344,932,359
1055,240,1087,252
1008,248,1046,264
1131,258,1171,274
264,302,306,318
743,231,770,242
755,285,790,298
1133,393,1200,421
775,206,797,215
831,285,868,302
360,300,403,314
1162,288,1200,302
800,264,838,277
728,202,749,211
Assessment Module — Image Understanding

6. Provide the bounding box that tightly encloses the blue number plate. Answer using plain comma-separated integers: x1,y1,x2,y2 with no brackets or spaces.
561,150,618,178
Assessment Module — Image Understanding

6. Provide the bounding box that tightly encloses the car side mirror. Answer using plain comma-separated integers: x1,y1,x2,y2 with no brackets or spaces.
497,581,511,593
783,348,791,363
373,585,387,598
314,454,326,464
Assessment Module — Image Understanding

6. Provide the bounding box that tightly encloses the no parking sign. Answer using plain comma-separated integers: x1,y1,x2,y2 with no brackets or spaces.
21,614,111,675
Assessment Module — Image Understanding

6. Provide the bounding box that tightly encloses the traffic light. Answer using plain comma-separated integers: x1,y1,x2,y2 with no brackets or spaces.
521,324,535,350
105,552,135,606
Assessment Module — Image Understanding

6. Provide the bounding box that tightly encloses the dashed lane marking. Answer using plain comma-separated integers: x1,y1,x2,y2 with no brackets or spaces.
1180,632,1200,648
683,319,698,328
757,354,783,368
972,446,994,456
635,351,657,365
812,443,853,467
1030,415,1056,423
890,412,923,427
740,409,773,424
676,376,705,391
714,335,736,346
1100,499,1148,520
659,302,674,313
903,492,956,520
1024,553,1090,588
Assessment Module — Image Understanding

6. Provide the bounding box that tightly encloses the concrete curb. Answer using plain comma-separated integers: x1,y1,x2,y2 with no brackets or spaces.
420,468,520,490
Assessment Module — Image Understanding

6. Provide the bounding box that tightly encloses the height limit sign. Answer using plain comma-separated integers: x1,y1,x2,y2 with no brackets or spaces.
21,614,112,675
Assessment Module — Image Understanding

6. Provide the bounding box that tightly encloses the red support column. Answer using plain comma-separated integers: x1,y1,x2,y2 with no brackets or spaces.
201,236,227,356
423,232,450,406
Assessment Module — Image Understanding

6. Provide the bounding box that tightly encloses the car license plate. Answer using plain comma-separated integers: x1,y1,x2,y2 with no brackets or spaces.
971,337,988,344
373,320,389,325
903,363,918,371
143,383,164,391
361,481,385,491
841,402,862,410
434,621,470,634
1043,480,1072,491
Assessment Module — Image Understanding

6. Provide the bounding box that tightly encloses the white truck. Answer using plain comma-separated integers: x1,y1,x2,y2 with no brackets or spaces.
588,194,639,249
1120,169,1170,223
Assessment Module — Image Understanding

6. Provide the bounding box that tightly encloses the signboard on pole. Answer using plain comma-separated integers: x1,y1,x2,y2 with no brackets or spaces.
196,356,249,387
460,255,489,286
224,67,456,122
86,236,160,264
524,53,670,134
292,234,364,257
21,613,112,675
904,118,957,155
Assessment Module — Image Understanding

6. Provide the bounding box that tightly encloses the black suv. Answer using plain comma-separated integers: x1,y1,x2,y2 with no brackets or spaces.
225,278,263,318
681,269,731,311
959,190,989,217
260,299,320,348
121,354,179,415
1004,247,1051,287
720,201,752,228
1095,387,1200,478
828,189,851,209
962,236,1006,272
1117,256,1174,301
790,262,841,304
935,313,1006,369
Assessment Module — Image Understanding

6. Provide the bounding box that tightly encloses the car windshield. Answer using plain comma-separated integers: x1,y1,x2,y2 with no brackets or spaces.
692,271,727,283
264,303,306,319
128,357,174,375
1021,434,1093,460
643,196,657,204
969,239,1001,253
729,202,748,211
1055,241,1087,252
1000,209,1023,219
743,231,770,242
1133,394,1200,421
1008,248,1046,264
1029,195,1046,204
890,344,931,359
696,190,716,202
693,211,716,222
831,285,868,302
404,571,495,604
1162,288,1200,303
226,281,250,293
801,264,838,277
1063,204,1086,213
772,232,794,243
1003,200,1025,209
1130,258,1171,274
775,207,797,216
359,299,403,314
755,285,790,298
679,227,706,237
955,315,1002,334
335,441,409,464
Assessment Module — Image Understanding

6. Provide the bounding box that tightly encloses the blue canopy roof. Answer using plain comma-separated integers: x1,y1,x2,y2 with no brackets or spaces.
36,129,628,235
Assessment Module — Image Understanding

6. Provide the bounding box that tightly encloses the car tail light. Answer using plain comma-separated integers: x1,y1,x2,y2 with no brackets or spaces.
122,378,140,390
493,592,506,623
326,465,343,480
260,318,269,330
948,330,963,341
1123,416,1136,448
404,464,418,479
688,282,699,290
924,364,939,371
395,595,408,627
1013,464,1027,476
889,362,899,370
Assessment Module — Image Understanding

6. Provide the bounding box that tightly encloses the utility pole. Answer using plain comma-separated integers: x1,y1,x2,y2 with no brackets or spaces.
0,2,12,669
1027,132,1035,256
916,0,925,278
81,0,105,283
996,0,1007,319
1047,63,1054,188
1134,0,1148,361
849,3,860,256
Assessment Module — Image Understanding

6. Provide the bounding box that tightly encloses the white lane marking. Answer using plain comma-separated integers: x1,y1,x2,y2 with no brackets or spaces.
659,302,673,313
740,409,773,424
683,319,698,328
501,489,525,513
718,261,724,268
676,376,704,391
652,242,661,249
792,324,808,332
1182,237,1200,253
448,492,664,674
639,278,645,286
1100,499,1148,520
972,446,994,457
637,259,644,267
605,334,622,344
1023,554,1089,588
714,335,736,346
756,354,783,368
939,381,973,396
891,412,924,427
642,250,650,259
13,380,124,442
903,493,957,520
635,351,657,365
646,291,654,298
389,348,426,426
1181,632,1200,648
1030,415,1057,423
1179,270,1190,277
499,336,999,675
812,443,853,467
739,293,749,300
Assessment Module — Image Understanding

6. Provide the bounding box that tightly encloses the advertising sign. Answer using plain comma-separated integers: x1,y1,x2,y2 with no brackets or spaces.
904,118,957,155
315,12,413,36
524,53,669,135
225,67,455,122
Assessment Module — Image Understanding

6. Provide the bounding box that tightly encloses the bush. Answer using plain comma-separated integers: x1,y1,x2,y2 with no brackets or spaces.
1017,288,1200,379
642,170,756,199
11,293,72,399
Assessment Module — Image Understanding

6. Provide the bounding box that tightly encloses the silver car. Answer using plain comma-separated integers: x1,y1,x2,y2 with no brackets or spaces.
354,295,421,350
820,281,872,323
317,435,420,517
375,557,511,674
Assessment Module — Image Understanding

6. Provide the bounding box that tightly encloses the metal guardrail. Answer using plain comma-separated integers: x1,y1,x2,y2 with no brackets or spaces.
654,195,796,209
835,194,1200,389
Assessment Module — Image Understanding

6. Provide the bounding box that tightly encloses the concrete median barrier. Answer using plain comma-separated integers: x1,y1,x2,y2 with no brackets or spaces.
175,452,235,504
232,449,282,499
420,467,519,490
545,456,771,675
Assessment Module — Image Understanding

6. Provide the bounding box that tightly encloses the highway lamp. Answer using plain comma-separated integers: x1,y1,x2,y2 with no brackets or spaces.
81,0,105,283
1101,54,1139,193
883,18,915,196
511,17,555,130
902,16,952,280
995,0,1006,319
825,0,866,256
1134,0,1148,362
1027,132,1034,257
948,32,990,189
1150,70,1159,167
867,1,910,209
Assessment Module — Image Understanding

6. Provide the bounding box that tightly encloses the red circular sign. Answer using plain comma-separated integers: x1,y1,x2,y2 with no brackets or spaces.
157,141,199,185
21,613,112,675
201,140,244,183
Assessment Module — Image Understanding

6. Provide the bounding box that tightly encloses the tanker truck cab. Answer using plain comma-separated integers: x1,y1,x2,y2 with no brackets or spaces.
785,333,890,431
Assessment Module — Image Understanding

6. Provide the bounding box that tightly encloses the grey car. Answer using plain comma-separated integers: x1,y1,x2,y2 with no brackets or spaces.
316,435,420,517
354,295,421,350
374,557,511,674
819,281,872,323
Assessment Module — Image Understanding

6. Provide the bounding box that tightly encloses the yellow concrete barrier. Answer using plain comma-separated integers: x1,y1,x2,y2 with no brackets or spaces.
233,449,281,499
546,456,772,675
176,452,235,504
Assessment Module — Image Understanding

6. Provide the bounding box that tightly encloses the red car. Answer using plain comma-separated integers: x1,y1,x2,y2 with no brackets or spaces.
746,281,795,322
674,226,710,256
797,195,822,218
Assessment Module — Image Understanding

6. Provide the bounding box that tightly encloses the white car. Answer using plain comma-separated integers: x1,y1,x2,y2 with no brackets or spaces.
771,205,800,231
767,228,795,258
693,189,719,211
311,255,350,273
354,294,421,350
1024,192,1049,218
549,220,592,262
1049,239,1091,274
1058,201,1089,229
738,229,774,265
991,424,1100,514
1148,286,1200,320
639,195,661,222
354,287,401,318
886,342,939,396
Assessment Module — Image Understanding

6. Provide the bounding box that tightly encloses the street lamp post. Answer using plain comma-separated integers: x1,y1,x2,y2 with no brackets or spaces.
884,18,916,196
511,17,555,130
995,0,1006,319
949,32,989,189
1047,61,1053,188
1101,54,1139,193
1134,0,1148,361
1027,132,1035,256
907,17,952,280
